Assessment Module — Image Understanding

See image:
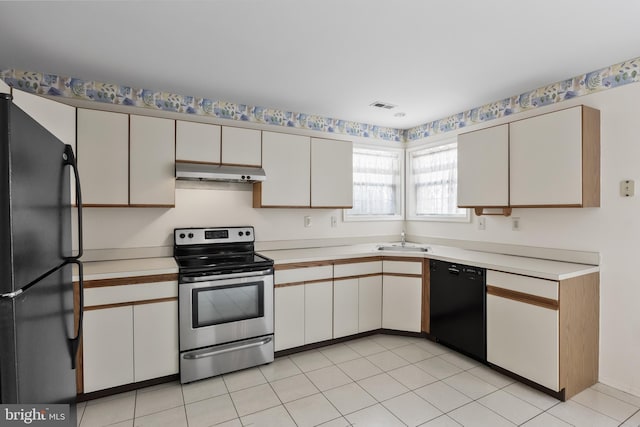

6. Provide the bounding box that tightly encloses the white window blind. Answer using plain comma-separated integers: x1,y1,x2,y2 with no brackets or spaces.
345,147,403,220
408,141,467,220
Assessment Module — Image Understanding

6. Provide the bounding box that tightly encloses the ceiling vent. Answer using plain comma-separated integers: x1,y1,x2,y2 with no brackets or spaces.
369,101,397,110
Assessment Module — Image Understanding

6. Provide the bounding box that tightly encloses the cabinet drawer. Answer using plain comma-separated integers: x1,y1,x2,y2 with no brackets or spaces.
84,281,178,306
383,260,422,275
487,270,558,300
275,265,333,285
334,261,382,278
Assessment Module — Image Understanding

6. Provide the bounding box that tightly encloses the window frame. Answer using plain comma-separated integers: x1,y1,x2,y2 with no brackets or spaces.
343,143,405,222
406,138,470,223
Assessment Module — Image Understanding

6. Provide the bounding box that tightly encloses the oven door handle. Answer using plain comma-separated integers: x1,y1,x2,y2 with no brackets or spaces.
183,336,273,360
181,269,273,283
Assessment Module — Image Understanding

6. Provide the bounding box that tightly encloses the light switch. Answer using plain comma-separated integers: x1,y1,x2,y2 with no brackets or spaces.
304,216,312,227
621,180,635,197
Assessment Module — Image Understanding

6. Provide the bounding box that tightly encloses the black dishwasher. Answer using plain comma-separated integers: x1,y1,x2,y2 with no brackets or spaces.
429,259,486,361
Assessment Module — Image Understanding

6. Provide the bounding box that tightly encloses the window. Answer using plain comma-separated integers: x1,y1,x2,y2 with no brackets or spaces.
407,140,469,221
344,146,403,221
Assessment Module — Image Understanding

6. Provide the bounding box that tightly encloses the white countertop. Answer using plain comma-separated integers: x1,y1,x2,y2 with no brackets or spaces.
261,243,599,281
73,243,598,282
74,257,178,281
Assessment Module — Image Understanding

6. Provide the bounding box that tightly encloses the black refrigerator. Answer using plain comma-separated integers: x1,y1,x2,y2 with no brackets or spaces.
0,92,83,405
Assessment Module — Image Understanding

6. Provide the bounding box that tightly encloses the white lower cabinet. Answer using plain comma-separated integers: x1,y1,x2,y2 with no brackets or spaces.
382,275,422,332
274,285,305,351
304,281,333,344
133,301,179,382
487,294,559,390
83,306,134,393
83,300,179,393
333,279,359,338
358,275,382,332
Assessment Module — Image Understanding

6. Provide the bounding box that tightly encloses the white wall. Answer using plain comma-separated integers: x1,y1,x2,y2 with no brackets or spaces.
408,82,640,396
80,183,403,250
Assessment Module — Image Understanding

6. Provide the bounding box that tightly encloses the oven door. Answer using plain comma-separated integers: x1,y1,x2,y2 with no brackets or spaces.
179,270,273,351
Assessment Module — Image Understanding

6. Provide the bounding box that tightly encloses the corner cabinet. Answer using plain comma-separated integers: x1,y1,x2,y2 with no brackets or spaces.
457,124,509,208
486,270,599,400
510,106,600,207
254,132,353,208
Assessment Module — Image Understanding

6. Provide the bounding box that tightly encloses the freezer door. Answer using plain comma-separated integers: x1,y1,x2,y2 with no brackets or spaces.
0,263,76,404
0,96,71,295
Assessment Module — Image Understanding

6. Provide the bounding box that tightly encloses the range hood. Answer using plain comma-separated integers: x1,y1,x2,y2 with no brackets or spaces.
175,162,266,183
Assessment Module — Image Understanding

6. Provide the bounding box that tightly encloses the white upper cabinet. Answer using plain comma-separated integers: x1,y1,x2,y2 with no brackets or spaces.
129,115,176,206
510,106,600,207
257,131,311,207
77,109,129,206
222,126,262,166
311,138,353,208
176,120,221,164
457,124,509,207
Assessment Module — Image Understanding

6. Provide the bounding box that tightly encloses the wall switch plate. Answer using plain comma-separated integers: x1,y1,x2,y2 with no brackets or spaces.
304,216,312,227
478,217,486,230
621,180,635,197
331,216,338,227
512,217,521,231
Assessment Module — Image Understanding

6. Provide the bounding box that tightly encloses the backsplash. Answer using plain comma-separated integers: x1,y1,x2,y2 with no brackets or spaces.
2,54,639,143
0,69,403,142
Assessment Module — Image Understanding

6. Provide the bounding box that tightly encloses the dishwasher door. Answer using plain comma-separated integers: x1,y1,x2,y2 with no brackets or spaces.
429,259,486,361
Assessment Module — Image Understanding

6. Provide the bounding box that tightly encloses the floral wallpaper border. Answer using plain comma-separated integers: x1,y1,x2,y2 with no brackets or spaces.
405,56,640,141
0,69,404,142
2,55,640,143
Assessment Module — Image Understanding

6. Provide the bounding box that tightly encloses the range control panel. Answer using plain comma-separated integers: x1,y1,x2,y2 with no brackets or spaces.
174,227,255,245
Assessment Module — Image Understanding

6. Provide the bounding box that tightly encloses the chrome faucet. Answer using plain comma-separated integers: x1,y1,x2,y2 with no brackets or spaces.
401,230,406,247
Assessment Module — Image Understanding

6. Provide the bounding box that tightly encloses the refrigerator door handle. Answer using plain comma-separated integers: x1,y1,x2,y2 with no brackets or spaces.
63,144,83,260
66,258,83,370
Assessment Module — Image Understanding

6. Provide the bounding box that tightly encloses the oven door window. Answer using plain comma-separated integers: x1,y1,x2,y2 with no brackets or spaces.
192,281,264,328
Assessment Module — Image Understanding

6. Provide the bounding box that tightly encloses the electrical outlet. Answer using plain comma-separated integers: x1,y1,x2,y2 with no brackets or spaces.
304,216,312,228
621,180,635,197
331,216,338,228
478,217,486,230
512,217,521,231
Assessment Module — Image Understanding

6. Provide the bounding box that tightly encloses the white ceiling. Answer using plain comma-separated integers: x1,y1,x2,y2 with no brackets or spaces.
2,0,640,129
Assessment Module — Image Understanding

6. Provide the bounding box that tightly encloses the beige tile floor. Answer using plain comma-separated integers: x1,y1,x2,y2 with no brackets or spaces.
76,334,640,427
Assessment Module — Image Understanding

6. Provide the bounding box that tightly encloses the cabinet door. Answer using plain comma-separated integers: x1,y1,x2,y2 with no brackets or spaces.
176,120,221,164
274,285,305,351
311,138,353,208
222,127,261,166
83,306,134,393
333,279,359,338
0,79,9,93
257,132,310,207
133,300,179,382
130,115,175,206
510,107,583,206
359,275,382,332
304,281,333,344
382,276,422,332
487,294,559,391
77,109,129,206
457,124,509,207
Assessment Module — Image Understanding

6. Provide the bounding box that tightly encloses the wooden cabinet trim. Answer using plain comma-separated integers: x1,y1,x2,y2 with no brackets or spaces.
175,159,220,166
487,285,558,311
334,273,382,282
333,256,383,265
383,272,423,279
77,273,178,289
422,259,430,333
382,256,424,263
559,272,599,399
275,261,334,270
84,296,178,311
582,106,601,207
274,281,305,288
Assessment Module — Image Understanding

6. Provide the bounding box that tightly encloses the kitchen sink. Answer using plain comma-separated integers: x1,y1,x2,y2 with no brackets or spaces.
377,244,430,252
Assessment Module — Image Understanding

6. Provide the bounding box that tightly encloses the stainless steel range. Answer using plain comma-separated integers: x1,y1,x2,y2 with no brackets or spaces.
174,226,274,384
